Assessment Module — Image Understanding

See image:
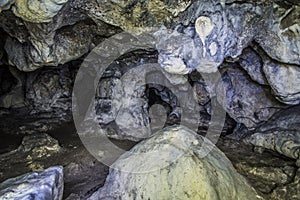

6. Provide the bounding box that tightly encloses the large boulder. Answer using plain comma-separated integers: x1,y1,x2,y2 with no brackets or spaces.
0,166,63,200
89,126,263,200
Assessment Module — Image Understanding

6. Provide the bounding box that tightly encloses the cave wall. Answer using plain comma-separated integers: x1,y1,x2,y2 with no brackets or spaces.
0,0,299,160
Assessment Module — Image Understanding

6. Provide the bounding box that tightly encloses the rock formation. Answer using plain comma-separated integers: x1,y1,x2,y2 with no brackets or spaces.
89,126,263,200
0,0,299,199
0,166,63,200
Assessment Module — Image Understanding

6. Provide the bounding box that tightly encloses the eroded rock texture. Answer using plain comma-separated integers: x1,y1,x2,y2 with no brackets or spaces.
89,126,263,200
94,50,158,141
0,0,298,140
26,66,73,113
244,105,300,164
0,1,300,199
0,166,63,200
217,64,286,129
270,168,300,200
263,60,300,105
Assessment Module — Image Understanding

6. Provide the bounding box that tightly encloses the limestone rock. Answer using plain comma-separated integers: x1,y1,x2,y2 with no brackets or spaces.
0,166,63,200
270,168,300,200
217,65,285,129
4,37,38,72
0,11,28,44
155,1,267,74
90,50,158,141
217,137,298,196
4,20,96,71
263,59,300,105
238,47,268,85
256,3,300,65
13,0,68,23
18,133,62,159
244,105,300,161
235,163,293,187
89,126,263,200
108,66,150,141
195,16,215,58
26,66,73,113
2,0,300,75
245,130,300,162
84,0,191,31
54,21,94,64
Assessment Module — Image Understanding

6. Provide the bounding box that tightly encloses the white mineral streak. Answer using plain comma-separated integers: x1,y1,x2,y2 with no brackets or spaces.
195,16,215,58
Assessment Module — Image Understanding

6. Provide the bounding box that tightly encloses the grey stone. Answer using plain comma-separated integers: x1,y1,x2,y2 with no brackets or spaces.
238,47,268,85
2,0,300,75
91,50,158,141
83,0,192,31
256,4,300,65
5,21,96,71
110,67,150,141
217,65,285,129
0,166,63,200
18,133,62,158
244,105,300,162
217,137,297,196
89,126,263,200
0,11,29,44
235,163,292,186
65,193,80,200
26,66,73,113
263,59,300,105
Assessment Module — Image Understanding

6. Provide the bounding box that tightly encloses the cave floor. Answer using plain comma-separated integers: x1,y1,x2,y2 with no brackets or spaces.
0,120,298,199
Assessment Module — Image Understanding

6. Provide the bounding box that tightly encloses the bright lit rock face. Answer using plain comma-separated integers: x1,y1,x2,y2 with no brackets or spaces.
13,0,68,23
0,166,63,200
89,126,263,200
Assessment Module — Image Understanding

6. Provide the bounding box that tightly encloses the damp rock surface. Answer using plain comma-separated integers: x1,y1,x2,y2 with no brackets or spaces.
89,126,263,200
